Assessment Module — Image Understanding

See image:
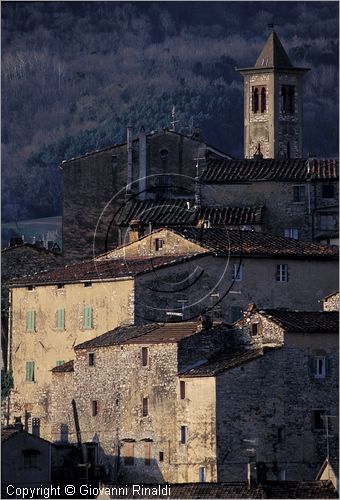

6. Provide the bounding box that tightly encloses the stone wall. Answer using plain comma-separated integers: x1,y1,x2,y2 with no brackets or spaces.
62,131,216,264
201,180,338,242
215,332,339,481
323,292,339,312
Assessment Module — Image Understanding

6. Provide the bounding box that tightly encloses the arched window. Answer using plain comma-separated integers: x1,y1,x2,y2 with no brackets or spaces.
252,87,259,113
261,87,266,113
288,87,295,114
281,86,287,113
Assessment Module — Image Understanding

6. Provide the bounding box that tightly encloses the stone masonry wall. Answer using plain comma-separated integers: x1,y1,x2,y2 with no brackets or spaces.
323,292,339,311
215,333,339,481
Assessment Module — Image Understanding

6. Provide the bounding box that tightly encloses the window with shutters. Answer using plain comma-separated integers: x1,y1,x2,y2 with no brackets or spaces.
56,360,64,367
83,306,93,329
123,442,134,465
144,442,151,466
142,397,148,417
26,311,36,332
26,361,35,382
276,264,288,282
56,309,65,331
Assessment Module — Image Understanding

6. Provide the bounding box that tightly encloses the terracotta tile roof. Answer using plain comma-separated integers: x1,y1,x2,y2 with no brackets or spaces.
201,158,339,183
180,347,267,377
170,227,338,259
75,322,201,350
51,360,74,373
9,254,203,286
99,481,337,498
262,480,338,499
116,200,263,226
258,310,339,334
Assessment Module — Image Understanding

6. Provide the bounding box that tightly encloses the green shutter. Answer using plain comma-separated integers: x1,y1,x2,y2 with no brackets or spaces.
26,311,35,332
56,360,64,366
56,309,65,330
26,361,34,382
84,306,93,329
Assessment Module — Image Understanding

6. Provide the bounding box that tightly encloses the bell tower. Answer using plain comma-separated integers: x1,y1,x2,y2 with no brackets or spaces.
237,30,309,159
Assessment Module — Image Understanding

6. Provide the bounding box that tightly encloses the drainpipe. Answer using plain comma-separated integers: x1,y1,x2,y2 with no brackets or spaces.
6,287,13,426
138,127,147,200
126,127,133,193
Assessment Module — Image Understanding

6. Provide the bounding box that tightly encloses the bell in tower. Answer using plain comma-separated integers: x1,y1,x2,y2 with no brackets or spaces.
237,29,310,159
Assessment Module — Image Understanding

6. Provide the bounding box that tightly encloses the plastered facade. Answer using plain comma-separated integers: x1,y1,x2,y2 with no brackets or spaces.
8,279,134,440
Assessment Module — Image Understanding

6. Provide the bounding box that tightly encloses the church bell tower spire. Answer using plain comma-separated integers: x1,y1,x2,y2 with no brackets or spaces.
237,30,310,159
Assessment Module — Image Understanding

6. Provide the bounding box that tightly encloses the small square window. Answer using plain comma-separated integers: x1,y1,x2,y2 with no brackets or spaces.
276,264,288,282
180,425,188,444
180,381,186,400
293,186,305,203
23,450,39,468
284,228,299,240
154,238,165,251
322,185,335,199
142,397,148,417
56,360,64,367
92,400,98,416
89,353,95,366
84,282,92,287
27,285,35,291
57,283,64,289
142,347,149,367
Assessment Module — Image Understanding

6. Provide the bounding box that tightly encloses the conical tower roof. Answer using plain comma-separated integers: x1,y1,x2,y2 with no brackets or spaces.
255,31,292,69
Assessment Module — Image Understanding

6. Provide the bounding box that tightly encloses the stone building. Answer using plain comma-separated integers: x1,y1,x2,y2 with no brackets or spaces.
115,199,263,245
200,158,338,242
322,291,339,312
49,309,338,483
7,227,338,440
1,423,53,497
237,31,309,159
61,128,230,263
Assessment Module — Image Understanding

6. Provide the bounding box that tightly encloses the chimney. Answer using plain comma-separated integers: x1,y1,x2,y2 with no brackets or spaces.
14,416,24,431
191,126,201,140
126,126,133,193
138,127,147,200
9,237,24,247
198,314,212,331
129,219,143,243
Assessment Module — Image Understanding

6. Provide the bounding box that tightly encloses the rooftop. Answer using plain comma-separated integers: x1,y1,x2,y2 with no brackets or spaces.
116,199,263,227
170,227,338,260
51,360,74,373
75,321,203,350
180,346,267,377
9,253,203,286
257,310,339,334
100,481,337,499
201,158,339,183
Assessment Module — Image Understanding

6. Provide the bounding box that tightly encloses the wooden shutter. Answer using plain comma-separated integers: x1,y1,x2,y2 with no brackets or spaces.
56,309,65,330
84,307,93,329
26,311,35,331
26,361,34,382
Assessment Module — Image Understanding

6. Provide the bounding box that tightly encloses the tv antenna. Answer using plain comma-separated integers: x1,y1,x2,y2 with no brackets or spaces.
170,105,179,132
